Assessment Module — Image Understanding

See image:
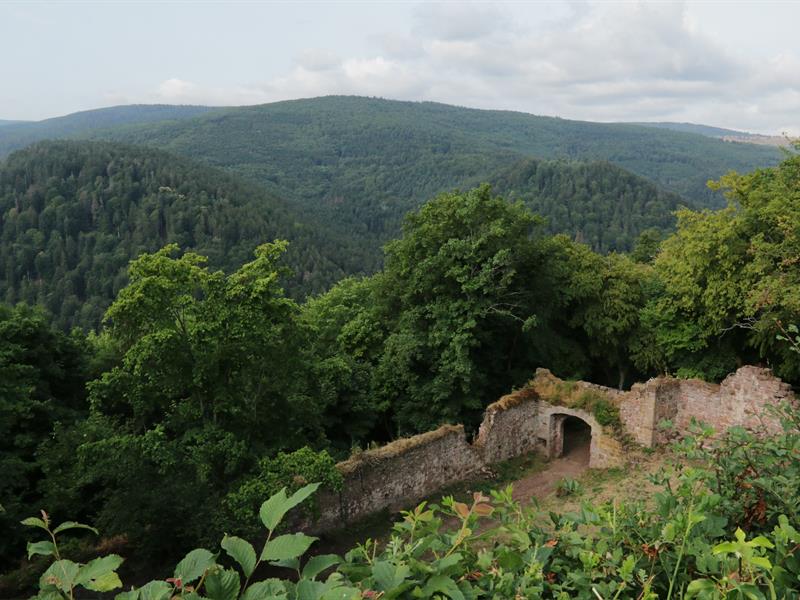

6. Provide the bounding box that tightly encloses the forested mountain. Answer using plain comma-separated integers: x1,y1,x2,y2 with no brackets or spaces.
489,158,687,252
84,96,779,212
0,141,362,329
0,105,216,156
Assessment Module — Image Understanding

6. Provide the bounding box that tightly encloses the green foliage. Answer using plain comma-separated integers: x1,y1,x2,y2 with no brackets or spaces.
491,158,685,253
0,304,88,559
21,511,123,599
95,95,778,216
592,397,621,428
640,151,800,380
22,411,800,599
555,477,583,497
223,448,343,538
0,140,353,330
376,184,546,431
44,243,341,557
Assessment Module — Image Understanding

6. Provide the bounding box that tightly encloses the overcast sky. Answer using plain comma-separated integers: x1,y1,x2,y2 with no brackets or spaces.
1,1,798,134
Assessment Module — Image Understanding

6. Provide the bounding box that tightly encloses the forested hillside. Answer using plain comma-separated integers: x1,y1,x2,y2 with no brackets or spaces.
489,158,687,252
89,96,778,211
0,105,216,157
0,141,364,329
0,139,703,330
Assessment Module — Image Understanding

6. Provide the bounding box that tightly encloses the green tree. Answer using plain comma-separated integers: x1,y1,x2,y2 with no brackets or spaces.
72,242,329,555
0,304,88,562
374,185,545,433
639,150,800,381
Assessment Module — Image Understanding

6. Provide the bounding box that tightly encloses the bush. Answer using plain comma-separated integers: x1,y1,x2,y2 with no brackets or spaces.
221,447,342,538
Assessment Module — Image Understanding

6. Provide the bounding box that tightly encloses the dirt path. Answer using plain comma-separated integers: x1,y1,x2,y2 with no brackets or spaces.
511,445,589,504
511,421,591,504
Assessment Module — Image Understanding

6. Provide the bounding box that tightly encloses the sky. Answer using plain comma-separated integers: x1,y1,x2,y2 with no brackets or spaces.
1,1,798,135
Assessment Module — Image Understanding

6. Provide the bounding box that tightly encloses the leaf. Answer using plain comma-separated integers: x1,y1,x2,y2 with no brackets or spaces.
472,503,493,517
76,555,124,591
453,502,470,519
261,533,317,562
27,540,56,559
85,572,123,592
241,579,287,600
749,556,773,571
686,578,716,598
259,483,320,532
173,548,217,583
40,559,80,593
21,516,48,531
259,488,289,532
296,578,325,600
421,574,465,600
205,568,240,600
302,554,341,580
221,535,257,578
129,580,172,600
372,561,410,591
53,521,100,536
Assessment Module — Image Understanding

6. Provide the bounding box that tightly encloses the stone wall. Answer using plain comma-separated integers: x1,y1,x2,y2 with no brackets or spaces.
619,366,795,447
307,365,795,532
311,381,623,531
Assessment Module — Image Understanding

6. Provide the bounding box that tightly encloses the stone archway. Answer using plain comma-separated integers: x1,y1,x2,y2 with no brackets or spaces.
548,413,592,464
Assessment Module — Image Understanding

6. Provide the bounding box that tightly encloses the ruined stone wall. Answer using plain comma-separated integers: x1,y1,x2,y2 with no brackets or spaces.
473,388,542,464
671,366,794,435
614,366,793,447
308,365,794,533
312,388,553,531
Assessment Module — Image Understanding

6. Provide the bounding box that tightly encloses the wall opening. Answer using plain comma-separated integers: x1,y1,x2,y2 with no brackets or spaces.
549,413,592,465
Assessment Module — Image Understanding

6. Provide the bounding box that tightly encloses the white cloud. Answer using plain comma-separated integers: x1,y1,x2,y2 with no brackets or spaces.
145,1,799,134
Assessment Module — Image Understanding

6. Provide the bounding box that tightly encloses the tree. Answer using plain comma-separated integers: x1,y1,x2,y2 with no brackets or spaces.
0,304,88,561
73,242,328,554
374,185,546,433
638,150,800,381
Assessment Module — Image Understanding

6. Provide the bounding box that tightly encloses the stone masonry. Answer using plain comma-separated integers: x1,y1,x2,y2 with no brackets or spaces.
308,366,795,532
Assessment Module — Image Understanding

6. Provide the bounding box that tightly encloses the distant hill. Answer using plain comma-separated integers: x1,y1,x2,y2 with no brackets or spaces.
0,141,361,329
0,120,28,128
629,121,757,138
81,97,778,213
631,121,792,147
489,158,689,253
0,105,217,156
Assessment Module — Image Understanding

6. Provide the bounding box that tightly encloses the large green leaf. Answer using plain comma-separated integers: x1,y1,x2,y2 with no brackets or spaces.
259,483,320,531
221,535,257,578
21,516,48,531
133,580,172,600
261,533,317,562
296,579,325,600
53,521,99,536
302,554,341,580
421,574,465,600
40,559,80,593
76,555,124,591
241,579,287,600
173,548,217,583
205,568,240,600
372,561,410,591
27,540,55,559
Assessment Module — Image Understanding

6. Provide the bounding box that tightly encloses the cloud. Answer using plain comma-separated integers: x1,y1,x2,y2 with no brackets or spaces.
145,2,799,134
